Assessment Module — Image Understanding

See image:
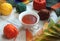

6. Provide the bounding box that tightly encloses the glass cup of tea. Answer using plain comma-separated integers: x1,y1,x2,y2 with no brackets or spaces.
19,11,40,32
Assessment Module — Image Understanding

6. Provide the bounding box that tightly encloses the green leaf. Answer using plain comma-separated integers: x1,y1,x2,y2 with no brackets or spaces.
48,18,55,27
55,24,60,28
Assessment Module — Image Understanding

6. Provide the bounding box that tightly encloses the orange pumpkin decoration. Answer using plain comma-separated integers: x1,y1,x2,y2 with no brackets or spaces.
3,24,19,39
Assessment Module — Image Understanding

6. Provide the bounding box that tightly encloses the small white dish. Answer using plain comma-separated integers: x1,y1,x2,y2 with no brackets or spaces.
19,10,40,31
19,11,39,26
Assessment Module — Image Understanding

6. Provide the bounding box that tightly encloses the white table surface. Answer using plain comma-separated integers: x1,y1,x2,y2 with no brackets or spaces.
0,2,58,41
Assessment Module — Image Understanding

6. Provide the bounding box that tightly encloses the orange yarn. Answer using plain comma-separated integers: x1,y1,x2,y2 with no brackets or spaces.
3,24,19,39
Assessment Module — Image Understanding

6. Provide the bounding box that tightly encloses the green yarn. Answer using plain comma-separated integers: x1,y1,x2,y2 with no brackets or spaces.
16,2,26,13
6,0,16,7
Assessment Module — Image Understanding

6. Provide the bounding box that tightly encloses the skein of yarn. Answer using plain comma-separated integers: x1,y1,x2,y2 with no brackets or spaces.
0,3,13,16
33,0,46,11
3,24,19,39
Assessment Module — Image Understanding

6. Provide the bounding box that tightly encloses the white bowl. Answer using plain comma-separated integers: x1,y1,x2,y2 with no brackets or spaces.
19,11,40,28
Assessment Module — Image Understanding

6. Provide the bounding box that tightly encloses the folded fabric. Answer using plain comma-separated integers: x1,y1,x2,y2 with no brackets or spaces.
51,3,60,10
55,8,60,17
46,0,58,7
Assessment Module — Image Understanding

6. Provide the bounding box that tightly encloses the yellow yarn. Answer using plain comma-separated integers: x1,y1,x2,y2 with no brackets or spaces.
0,3,13,16
0,5,1,14
0,0,6,4
0,0,6,14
